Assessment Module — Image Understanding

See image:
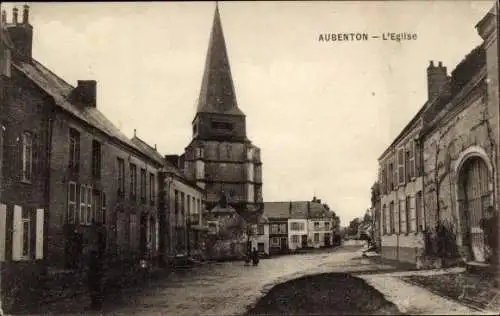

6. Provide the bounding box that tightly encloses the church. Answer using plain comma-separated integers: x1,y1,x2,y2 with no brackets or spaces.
181,3,264,259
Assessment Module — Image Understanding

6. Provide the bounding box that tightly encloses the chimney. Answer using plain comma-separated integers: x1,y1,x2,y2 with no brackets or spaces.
307,201,311,218
12,7,18,24
6,5,33,61
71,80,97,107
289,201,292,215
22,5,29,24
133,129,137,137
154,144,157,151
427,60,449,101
165,155,180,168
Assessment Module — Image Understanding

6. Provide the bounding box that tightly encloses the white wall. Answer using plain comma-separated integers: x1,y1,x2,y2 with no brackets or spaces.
251,223,269,255
288,219,307,250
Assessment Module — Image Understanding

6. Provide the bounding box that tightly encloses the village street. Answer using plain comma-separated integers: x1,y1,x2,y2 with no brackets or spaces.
34,245,494,316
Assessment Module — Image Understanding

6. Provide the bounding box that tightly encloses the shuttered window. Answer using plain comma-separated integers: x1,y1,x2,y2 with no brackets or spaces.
12,205,30,260
80,184,86,224
35,209,44,259
397,148,405,185
67,182,77,224
0,204,6,261
22,132,33,182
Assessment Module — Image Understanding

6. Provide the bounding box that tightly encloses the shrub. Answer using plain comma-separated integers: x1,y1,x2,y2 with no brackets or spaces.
423,220,460,259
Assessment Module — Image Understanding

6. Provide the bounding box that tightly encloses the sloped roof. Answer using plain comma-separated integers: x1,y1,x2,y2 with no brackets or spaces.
196,4,245,116
12,59,157,163
264,201,333,219
130,136,165,166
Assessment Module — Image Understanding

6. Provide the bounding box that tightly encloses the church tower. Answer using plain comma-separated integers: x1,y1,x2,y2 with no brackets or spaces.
183,3,263,221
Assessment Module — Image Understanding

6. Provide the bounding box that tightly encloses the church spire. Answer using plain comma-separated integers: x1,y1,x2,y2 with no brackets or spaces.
196,2,245,116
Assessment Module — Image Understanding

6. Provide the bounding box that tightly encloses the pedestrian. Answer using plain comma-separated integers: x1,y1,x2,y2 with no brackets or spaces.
251,247,259,266
87,245,104,311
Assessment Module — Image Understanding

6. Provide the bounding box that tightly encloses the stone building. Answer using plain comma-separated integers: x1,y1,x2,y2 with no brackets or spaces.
420,6,498,264
377,6,499,266
0,6,48,311
162,155,207,262
264,202,291,254
178,4,264,259
0,8,167,311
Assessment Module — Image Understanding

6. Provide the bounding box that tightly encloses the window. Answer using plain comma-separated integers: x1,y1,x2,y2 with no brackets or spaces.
405,150,411,182
291,222,304,231
101,192,107,224
397,148,405,185
0,125,4,178
130,163,137,199
181,192,185,215
292,235,299,243
257,224,265,235
22,132,33,182
408,195,416,232
21,207,31,258
382,204,388,234
129,214,138,251
409,142,415,179
174,190,179,215
314,233,320,242
86,186,92,225
149,173,155,204
187,194,191,217
140,168,146,202
381,167,387,194
80,184,86,225
270,237,280,247
314,222,320,230
414,141,421,176
388,163,394,191
117,158,125,196
325,222,330,231
416,191,424,231
399,199,406,234
69,128,80,172
93,190,102,224
389,202,395,234
67,182,77,224
271,224,278,234
192,197,196,214
91,140,101,178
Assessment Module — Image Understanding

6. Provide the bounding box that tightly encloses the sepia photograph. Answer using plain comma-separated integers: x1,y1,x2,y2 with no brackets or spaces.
0,0,499,315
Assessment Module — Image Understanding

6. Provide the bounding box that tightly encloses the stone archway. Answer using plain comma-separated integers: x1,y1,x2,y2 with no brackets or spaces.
454,147,494,262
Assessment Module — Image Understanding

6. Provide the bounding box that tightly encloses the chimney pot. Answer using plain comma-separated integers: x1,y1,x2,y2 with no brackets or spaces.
75,80,97,107
429,60,434,67
438,61,443,67
13,7,18,24
134,129,137,137
154,144,157,150
22,4,29,24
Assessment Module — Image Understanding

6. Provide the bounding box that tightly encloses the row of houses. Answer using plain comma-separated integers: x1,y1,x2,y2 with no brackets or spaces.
248,198,340,256
0,6,211,310
374,6,499,266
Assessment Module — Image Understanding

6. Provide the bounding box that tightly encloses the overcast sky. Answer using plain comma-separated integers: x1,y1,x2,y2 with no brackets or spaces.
3,1,494,226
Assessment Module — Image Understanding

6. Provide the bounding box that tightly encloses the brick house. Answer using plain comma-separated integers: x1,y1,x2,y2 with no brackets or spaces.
1,4,166,276
377,6,499,266
0,6,49,311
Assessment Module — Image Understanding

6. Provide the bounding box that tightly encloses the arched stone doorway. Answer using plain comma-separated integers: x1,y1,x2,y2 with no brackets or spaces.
457,156,493,262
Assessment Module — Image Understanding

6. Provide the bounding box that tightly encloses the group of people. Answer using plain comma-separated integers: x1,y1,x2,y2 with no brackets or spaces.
245,247,260,266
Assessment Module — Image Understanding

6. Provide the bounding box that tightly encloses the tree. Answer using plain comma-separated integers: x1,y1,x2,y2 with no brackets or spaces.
347,217,361,237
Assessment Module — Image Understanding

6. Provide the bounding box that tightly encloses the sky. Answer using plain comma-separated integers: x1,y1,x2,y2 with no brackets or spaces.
2,1,495,227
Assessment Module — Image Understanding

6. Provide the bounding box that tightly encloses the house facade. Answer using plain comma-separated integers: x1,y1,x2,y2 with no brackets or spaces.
420,8,498,263
306,202,334,248
0,6,49,310
251,215,269,256
263,202,291,254
162,155,207,262
376,6,499,266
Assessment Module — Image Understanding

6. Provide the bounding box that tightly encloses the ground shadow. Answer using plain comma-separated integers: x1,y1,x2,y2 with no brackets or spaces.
245,272,401,316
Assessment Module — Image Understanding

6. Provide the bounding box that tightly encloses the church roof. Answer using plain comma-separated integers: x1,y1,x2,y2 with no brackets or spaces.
196,4,245,116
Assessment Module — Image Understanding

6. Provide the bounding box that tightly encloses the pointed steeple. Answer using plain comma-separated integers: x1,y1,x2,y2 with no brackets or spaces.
197,3,245,116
